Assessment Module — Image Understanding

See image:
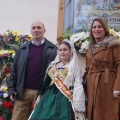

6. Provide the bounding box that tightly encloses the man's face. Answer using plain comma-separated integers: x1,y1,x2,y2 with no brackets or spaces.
31,21,46,40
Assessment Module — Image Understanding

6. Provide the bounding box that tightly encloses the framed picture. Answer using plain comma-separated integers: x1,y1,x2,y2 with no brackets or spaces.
57,0,120,37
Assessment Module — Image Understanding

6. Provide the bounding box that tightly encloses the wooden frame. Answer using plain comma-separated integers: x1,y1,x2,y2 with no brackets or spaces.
57,0,64,38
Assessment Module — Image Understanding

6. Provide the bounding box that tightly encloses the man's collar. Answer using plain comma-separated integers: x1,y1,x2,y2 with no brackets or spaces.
31,39,45,46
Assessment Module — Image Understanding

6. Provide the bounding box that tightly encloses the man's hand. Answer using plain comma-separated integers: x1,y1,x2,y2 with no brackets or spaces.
10,93,17,102
34,94,41,109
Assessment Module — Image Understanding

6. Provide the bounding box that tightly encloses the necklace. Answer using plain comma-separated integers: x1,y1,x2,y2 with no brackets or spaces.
56,62,68,70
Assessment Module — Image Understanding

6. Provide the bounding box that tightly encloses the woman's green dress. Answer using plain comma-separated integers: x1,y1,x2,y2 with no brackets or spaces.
30,67,74,120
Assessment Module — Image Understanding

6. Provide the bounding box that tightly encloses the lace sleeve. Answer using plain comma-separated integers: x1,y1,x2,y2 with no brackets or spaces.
72,68,85,112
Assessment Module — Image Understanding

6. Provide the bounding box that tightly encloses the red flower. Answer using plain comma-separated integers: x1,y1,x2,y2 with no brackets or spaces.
4,67,11,75
30,105,33,111
57,37,64,44
0,116,3,120
2,102,14,109
2,41,6,45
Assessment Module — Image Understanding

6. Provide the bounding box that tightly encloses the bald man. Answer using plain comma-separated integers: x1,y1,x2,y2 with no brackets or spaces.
7,21,57,120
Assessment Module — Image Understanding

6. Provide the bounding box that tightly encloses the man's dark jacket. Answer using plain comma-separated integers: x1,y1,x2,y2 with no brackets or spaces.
7,39,57,100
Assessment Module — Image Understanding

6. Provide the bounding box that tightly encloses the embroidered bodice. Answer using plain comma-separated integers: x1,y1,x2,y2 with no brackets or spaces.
48,64,68,85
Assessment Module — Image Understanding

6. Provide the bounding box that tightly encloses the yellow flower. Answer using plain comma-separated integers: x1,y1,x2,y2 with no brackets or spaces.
4,33,6,37
109,28,120,39
15,36,19,42
0,50,5,55
29,34,33,41
12,31,19,35
3,87,8,92
109,28,116,36
8,50,15,54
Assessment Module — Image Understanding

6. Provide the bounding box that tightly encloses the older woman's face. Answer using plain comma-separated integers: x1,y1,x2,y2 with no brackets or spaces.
92,21,106,43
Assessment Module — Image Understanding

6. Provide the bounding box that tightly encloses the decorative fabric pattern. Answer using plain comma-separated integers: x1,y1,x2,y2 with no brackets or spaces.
48,64,73,100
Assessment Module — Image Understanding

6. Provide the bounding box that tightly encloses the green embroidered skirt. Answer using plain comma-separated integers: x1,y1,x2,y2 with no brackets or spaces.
30,84,74,120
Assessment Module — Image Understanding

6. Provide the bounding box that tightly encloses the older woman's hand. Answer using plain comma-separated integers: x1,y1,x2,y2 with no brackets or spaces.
113,90,120,98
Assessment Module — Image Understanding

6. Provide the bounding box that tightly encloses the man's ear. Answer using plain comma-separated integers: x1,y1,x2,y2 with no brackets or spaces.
44,29,46,33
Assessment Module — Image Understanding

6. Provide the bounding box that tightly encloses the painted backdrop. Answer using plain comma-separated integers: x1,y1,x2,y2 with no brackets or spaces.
64,0,120,32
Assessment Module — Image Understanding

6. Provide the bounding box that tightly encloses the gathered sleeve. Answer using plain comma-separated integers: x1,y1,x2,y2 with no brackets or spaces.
72,68,85,112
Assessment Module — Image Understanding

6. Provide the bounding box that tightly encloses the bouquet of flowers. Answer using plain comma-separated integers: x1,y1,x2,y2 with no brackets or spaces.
57,28,120,56
0,101,14,120
57,31,90,54
0,30,33,120
0,50,15,85
70,31,90,52
0,30,32,83
0,85,14,120
0,30,32,50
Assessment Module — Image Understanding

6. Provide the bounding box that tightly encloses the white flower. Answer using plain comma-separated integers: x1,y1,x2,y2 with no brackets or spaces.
22,33,30,36
115,32,120,38
0,86,5,91
4,50,9,54
0,101,2,105
3,92,8,98
70,32,90,43
0,86,8,92
79,41,90,52
109,28,120,39
12,53,15,58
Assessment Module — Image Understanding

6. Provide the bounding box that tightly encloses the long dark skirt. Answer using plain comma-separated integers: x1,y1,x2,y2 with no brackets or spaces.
30,84,74,120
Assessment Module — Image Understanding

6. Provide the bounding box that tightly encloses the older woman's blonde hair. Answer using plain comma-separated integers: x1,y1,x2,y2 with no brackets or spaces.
90,18,110,44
